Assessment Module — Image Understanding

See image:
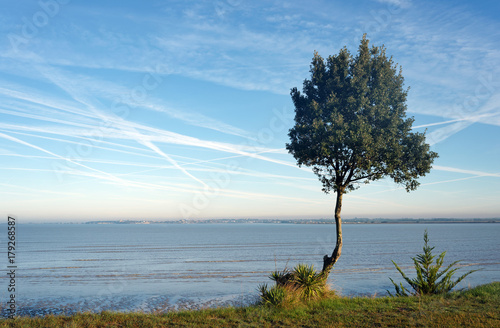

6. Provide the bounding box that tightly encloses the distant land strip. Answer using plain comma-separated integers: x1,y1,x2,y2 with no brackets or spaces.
80,218,500,225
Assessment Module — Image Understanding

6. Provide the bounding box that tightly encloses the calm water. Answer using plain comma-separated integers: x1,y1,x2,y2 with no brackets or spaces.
2,223,499,316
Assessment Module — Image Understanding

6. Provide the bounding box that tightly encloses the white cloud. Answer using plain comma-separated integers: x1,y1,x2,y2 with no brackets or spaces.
433,165,500,178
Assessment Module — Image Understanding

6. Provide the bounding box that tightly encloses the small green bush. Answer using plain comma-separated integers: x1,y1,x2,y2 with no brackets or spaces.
291,263,325,300
259,263,327,306
270,268,293,286
388,230,478,296
258,283,287,306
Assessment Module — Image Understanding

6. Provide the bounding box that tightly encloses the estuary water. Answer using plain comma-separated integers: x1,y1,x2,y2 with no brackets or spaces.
1,223,499,316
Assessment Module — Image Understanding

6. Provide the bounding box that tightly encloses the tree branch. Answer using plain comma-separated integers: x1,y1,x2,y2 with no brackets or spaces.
348,173,377,183
343,151,357,185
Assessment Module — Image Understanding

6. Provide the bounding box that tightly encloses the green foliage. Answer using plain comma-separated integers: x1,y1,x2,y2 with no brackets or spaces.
286,35,438,195
259,263,327,306
258,283,287,307
269,267,292,286
388,230,478,296
291,264,326,300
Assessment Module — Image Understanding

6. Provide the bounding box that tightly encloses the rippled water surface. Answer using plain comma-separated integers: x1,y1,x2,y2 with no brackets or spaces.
2,223,499,316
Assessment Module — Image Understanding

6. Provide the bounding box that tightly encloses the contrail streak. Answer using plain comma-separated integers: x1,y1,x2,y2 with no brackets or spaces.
0,132,130,186
433,165,500,178
412,112,496,129
37,65,209,187
139,138,208,187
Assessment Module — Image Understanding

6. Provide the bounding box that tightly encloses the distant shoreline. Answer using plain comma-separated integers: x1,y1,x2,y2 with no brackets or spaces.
10,218,500,225
81,218,500,225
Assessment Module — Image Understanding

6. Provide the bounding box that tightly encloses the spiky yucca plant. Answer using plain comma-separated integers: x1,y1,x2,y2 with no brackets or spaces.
291,264,325,300
258,283,286,306
258,263,327,306
388,230,478,296
270,268,292,286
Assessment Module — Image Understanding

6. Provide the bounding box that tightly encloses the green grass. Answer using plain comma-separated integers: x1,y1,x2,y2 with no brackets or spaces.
2,282,499,327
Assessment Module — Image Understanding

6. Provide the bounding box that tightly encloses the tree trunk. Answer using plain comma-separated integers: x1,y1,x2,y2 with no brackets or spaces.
321,188,343,278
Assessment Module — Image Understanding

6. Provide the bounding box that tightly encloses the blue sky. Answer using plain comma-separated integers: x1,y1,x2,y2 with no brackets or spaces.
1,0,499,222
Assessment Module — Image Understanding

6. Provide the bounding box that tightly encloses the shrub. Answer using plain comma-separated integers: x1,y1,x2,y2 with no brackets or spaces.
270,268,293,286
258,263,327,306
388,230,478,296
291,263,325,300
258,283,287,306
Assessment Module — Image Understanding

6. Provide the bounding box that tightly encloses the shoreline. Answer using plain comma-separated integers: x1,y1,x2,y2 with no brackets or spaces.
1,283,498,326
13,218,500,225
1,293,254,318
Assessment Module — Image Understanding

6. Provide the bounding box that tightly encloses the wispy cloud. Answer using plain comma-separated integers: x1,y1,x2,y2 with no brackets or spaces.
433,165,500,178
0,59,309,209
1,63,295,168
0,182,81,196
413,112,498,130
0,132,131,185
36,65,252,137
422,96,500,144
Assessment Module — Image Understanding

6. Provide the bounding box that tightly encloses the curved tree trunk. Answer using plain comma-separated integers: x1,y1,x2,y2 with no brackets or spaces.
321,188,343,278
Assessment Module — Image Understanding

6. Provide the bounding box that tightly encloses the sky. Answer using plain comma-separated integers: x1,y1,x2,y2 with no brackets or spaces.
0,0,499,222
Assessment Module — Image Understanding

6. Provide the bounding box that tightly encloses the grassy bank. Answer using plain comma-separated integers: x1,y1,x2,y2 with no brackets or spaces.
2,282,499,327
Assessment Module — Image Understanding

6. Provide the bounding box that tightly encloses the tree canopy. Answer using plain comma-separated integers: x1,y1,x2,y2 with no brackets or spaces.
287,36,438,195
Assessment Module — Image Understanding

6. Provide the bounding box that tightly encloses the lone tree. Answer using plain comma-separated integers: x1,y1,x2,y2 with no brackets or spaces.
286,35,438,279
